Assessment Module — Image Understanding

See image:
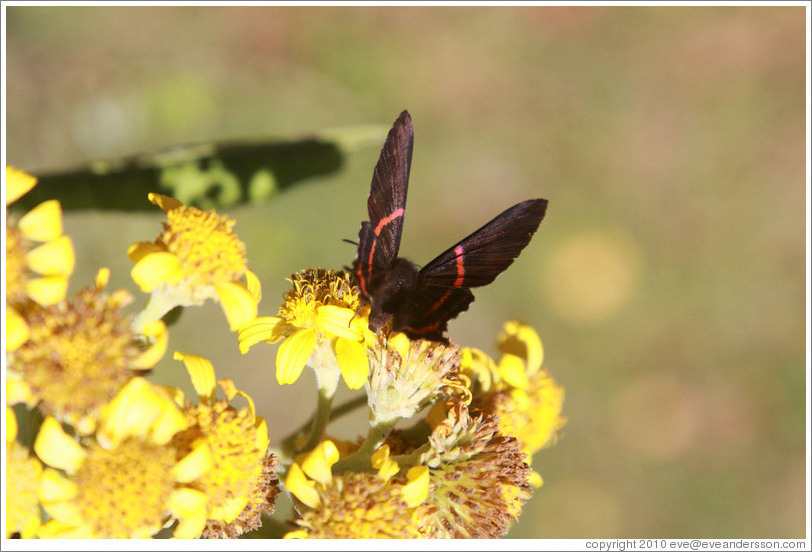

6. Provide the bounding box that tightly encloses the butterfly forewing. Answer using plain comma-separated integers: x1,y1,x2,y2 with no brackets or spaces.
366,110,413,266
418,198,548,288
354,111,414,296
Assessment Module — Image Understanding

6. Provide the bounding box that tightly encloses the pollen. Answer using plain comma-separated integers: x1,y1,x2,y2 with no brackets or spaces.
486,370,566,458
279,269,361,324
177,401,262,506
200,451,280,539
416,401,532,538
71,438,177,538
12,283,139,426
161,204,247,286
292,471,421,539
5,226,28,306
5,440,44,538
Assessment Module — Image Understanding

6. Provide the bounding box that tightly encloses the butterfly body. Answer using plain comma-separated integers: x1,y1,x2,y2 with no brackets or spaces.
352,110,547,342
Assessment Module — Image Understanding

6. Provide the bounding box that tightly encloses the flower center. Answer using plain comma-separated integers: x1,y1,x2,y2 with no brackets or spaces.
72,438,177,538
5,224,28,306
297,472,420,538
14,286,138,421
162,206,246,286
5,441,43,537
177,401,264,516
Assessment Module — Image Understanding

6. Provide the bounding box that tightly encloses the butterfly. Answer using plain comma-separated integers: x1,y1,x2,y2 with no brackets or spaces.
351,110,548,342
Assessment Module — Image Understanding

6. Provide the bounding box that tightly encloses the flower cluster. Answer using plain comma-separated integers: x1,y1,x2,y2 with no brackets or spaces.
5,168,274,539
5,160,564,539
242,266,566,538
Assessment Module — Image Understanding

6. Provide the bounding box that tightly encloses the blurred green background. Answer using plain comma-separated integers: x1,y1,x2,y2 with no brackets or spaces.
5,6,807,539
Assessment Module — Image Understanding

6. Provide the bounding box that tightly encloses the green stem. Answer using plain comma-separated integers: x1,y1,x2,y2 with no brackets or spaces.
330,394,368,420
131,294,176,336
298,387,335,454
279,393,367,461
332,419,397,475
390,445,430,470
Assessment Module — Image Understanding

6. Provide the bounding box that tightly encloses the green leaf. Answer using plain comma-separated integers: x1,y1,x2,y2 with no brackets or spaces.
12,124,389,212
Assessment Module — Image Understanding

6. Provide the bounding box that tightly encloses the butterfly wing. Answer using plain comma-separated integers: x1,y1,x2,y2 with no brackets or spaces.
394,198,547,339
418,198,548,289
394,286,475,342
353,110,414,298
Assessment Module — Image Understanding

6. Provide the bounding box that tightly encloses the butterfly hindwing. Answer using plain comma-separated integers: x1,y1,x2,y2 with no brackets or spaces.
395,286,475,342
418,198,548,288
354,110,414,297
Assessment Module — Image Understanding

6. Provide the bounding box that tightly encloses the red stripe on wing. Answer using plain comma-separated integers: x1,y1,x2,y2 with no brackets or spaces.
374,208,405,236
453,244,465,287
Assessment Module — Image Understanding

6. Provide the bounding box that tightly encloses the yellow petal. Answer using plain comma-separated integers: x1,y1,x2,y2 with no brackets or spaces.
38,468,79,504
174,351,216,403
94,267,110,288
276,328,316,385
334,337,369,390
6,166,37,205
284,530,310,539
172,442,213,483
5,377,36,407
498,353,529,390
26,236,75,276
215,281,257,331
167,488,208,539
34,417,86,472
75,415,97,436
5,307,30,352
245,268,262,303
99,378,186,448
301,440,339,486
371,444,400,481
6,406,18,442
127,241,164,263
285,463,320,509
528,470,544,488
500,320,544,375
254,417,270,452
210,496,248,524
148,192,184,213
402,465,430,508
131,251,183,293
161,384,186,408
461,347,497,391
238,316,288,353
219,378,258,421
149,394,191,446
36,519,89,539
19,200,62,242
132,320,168,369
388,332,411,360
316,305,362,340
25,275,69,306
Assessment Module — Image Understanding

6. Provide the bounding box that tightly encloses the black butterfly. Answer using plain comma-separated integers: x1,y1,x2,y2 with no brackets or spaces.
351,110,548,342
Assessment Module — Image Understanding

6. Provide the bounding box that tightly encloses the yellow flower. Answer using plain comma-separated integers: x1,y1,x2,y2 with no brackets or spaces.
33,378,211,538
171,352,279,538
415,399,532,538
239,268,375,391
284,440,428,538
8,269,167,434
461,321,566,486
129,193,259,332
5,406,44,538
6,166,75,352
366,336,469,425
